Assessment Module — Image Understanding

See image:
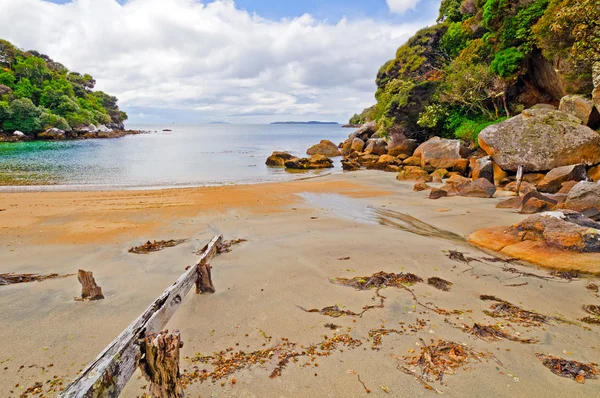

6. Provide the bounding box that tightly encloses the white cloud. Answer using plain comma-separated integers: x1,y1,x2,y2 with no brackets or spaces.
387,0,422,14
0,0,432,123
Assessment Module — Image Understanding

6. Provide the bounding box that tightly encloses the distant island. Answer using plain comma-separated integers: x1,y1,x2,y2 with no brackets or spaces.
208,121,230,125
270,121,339,125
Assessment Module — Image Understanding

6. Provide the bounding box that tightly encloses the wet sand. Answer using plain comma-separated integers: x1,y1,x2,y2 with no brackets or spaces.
1,170,599,397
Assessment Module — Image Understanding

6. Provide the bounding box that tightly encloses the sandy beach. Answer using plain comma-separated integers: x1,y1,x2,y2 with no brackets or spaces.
1,170,599,397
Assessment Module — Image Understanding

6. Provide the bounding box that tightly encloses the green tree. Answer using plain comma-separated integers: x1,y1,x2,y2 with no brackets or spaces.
0,71,16,88
40,78,75,110
13,56,50,86
14,78,38,100
2,98,42,133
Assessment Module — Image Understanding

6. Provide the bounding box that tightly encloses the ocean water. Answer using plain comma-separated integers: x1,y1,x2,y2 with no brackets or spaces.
0,124,353,190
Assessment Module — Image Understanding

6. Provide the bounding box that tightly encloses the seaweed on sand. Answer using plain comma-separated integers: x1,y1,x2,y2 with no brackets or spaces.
463,323,537,344
394,339,491,393
368,329,404,350
330,272,423,290
536,354,599,383
0,272,73,286
480,295,550,326
446,250,478,264
218,238,247,253
581,305,600,325
129,239,186,254
298,289,387,318
427,277,453,292
549,270,579,280
184,334,362,383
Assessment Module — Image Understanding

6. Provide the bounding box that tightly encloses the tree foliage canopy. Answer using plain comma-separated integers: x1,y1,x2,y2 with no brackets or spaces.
0,39,127,134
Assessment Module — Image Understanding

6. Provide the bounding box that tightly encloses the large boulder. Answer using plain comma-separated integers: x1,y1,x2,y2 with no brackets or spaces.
341,159,361,171
364,138,387,156
96,124,113,133
351,138,365,153
537,164,587,193
285,155,334,170
13,130,25,137
559,95,600,129
564,182,600,213
77,124,98,133
266,151,294,166
471,156,494,184
458,178,496,198
387,139,419,157
414,137,467,170
478,109,600,172
349,121,377,142
306,140,341,157
396,166,432,182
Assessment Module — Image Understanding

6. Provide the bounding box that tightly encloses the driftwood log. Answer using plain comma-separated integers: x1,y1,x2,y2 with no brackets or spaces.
60,235,223,398
77,270,104,301
139,330,184,398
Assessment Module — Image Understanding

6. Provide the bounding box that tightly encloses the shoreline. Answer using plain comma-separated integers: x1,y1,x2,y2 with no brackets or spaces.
2,170,599,397
0,169,341,193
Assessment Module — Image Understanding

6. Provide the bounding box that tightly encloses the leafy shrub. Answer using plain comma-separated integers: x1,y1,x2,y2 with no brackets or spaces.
441,22,471,57
2,98,42,133
0,71,15,88
490,47,525,78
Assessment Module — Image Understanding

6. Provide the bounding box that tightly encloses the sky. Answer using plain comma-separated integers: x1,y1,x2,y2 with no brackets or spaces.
0,0,440,124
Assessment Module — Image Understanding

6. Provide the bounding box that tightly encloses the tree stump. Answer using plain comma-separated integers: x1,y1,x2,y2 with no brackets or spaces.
76,269,104,301
139,330,184,398
195,260,215,294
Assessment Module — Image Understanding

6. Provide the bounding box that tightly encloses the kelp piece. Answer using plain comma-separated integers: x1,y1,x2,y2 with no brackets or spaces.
331,271,423,290
427,277,453,292
464,323,537,344
296,305,362,318
129,239,186,254
218,238,247,253
480,295,549,326
0,272,73,286
536,354,599,383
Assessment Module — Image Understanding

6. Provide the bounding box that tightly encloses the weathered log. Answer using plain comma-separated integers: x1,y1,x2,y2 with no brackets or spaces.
77,270,104,301
139,330,184,398
60,234,223,398
515,165,524,197
195,238,223,294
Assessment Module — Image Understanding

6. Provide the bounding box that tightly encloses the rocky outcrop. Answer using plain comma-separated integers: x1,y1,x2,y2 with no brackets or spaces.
285,155,334,170
266,152,294,167
537,164,587,193
341,159,361,171
559,95,600,129
478,109,600,172
306,140,341,157
413,182,431,191
414,137,467,170
469,211,600,273
37,128,66,140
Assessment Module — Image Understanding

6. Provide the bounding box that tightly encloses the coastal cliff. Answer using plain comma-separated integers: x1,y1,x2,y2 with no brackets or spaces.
350,0,599,144
0,39,129,141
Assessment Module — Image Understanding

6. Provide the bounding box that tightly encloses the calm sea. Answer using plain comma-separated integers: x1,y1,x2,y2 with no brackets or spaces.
0,124,353,190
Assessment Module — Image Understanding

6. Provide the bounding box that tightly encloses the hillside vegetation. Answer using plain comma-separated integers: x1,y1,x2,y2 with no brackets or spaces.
350,0,599,143
0,39,127,134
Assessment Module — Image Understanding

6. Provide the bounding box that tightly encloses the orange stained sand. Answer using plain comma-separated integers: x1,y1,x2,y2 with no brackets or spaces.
0,179,390,245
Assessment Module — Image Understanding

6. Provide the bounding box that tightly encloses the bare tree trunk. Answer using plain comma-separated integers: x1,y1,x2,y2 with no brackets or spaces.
139,330,184,398
502,94,510,118
76,270,104,301
592,62,600,110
